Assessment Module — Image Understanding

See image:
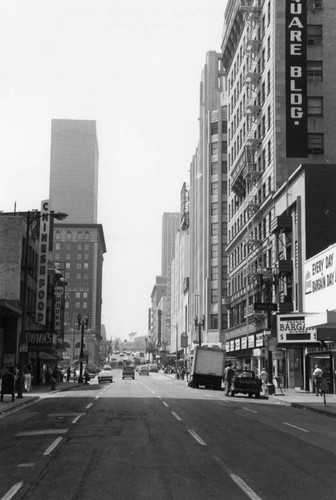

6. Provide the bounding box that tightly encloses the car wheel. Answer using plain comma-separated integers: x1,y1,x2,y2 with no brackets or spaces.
248,393,252,398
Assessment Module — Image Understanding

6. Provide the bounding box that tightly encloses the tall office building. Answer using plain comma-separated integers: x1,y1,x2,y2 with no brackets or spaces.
49,119,99,223
189,51,227,346
161,213,180,277
221,1,336,383
49,119,106,367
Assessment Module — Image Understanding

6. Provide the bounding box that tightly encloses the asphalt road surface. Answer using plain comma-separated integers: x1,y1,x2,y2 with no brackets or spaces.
1,370,336,500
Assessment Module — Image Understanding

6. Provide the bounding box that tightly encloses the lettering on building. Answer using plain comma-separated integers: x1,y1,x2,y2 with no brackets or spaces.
286,0,307,157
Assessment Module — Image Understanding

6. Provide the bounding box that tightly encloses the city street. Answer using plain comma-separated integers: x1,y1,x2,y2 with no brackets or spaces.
1,371,336,500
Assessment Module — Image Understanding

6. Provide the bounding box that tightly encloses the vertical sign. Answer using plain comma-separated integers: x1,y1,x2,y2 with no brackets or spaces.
286,0,308,157
36,200,50,324
54,285,64,348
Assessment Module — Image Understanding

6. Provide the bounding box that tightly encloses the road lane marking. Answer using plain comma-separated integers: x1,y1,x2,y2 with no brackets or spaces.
16,429,68,436
283,422,309,433
86,403,93,409
43,436,63,455
162,401,169,408
157,396,162,400
172,411,182,421
243,407,258,414
0,482,23,500
48,413,82,417
17,463,34,468
72,414,85,424
188,429,207,446
230,474,262,500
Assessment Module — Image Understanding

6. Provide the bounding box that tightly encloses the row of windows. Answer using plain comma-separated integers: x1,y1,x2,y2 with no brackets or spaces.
54,242,90,252
55,230,91,241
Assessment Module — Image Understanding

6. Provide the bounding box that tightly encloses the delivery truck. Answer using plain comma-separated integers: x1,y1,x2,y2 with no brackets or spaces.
188,346,226,390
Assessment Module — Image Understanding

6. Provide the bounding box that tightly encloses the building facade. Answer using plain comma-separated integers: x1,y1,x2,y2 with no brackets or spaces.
222,0,336,387
50,119,99,224
49,119,105,368
189,51,228,349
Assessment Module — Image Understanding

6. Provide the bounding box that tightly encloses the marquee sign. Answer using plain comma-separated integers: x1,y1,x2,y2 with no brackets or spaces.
286,0,308,157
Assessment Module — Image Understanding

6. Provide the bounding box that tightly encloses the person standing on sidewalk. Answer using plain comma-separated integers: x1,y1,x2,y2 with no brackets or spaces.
260,367,268,395
224,362,234,396
313,364,323,396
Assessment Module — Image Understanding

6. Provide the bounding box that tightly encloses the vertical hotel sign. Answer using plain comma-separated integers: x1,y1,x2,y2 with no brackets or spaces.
36,200,50,324
286,0,308,157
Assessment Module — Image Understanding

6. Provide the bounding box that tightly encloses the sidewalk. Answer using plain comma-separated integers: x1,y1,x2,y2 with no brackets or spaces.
0,381,82,417
268,387,336,418
163,372,336,419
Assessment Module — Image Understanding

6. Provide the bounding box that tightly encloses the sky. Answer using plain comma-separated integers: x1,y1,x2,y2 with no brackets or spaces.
0,0,227,340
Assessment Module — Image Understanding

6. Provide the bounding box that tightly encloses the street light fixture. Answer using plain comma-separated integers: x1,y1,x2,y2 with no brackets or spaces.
17,209,68,398
194,315,205,347
77,314,89,383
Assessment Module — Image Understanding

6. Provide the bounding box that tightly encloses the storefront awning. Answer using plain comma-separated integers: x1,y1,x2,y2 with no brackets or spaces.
305,310,336,329
38,352,56,360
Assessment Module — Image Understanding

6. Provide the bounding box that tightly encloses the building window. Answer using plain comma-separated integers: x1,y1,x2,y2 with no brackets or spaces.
307,61,322,81
83,302,88,309
211,266,218,280
76,263,81,270
55,243,60,250
76,273,81,279
77,231,83,240
65,262,70,269
66,231,72,240
77,254,82,260
211,142,218,155
211,244,218,258
211,182,218,195
77,243,82,250
211,203,218,216
76,302,80,309
210,314,218,329
66,253,71,260
211,223,218,236
85,232,90,241
84,254,89,260
55,231,61,240
84,263,89,270
76,292,80,299
211,289,218,303
211,162,219,175
307,25,322,46
83,292,88,299
267,35,271,60
268,140,271,164
308,133,324,154
308,97,323,116
211,122,218,135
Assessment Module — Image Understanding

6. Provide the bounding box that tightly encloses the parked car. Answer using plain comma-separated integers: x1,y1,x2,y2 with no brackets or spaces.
229,370,261,398
98,365,113,384
149,364,158,372
122,366,135,379
139,365,150,376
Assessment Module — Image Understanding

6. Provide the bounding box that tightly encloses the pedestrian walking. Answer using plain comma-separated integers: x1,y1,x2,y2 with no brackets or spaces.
66,366,71,382
224,362,234,396
313,364,323,396
260,368,267,395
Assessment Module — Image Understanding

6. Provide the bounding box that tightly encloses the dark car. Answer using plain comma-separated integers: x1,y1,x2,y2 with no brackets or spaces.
230,370,261,398
122,366,135,379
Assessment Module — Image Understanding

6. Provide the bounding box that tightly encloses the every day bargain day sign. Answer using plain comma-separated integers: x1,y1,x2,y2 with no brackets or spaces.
304,243,336,312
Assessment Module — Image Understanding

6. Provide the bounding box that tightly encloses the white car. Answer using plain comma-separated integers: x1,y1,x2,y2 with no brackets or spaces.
98,365,113,383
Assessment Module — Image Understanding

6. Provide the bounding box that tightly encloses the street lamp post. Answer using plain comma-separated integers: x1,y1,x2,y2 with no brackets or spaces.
194,315,205,347
17,209,67,398
77,314,89,383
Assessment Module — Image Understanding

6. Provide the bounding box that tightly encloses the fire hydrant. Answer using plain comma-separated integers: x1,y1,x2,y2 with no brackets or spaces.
50,377,57,391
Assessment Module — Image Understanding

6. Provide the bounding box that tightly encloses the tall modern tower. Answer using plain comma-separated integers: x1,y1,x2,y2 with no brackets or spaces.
49,119,105,367
49,119,99,223
161,212,180,278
